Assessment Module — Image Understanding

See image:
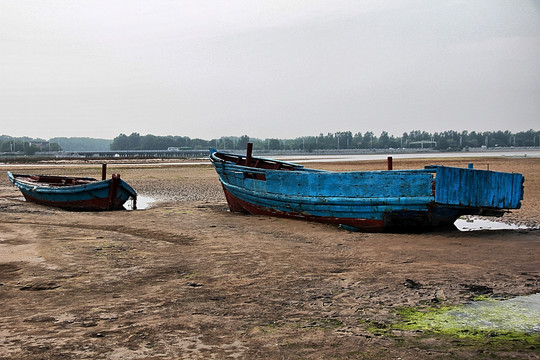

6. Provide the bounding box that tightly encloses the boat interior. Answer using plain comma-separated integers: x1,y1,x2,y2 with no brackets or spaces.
15,174,96,186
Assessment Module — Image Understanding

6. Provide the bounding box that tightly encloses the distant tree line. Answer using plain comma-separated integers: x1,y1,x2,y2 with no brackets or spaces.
0,136,114,154
50,137,112,152
2,130,539,153
110,130,540,152
109,133,220,151
0,135,61,155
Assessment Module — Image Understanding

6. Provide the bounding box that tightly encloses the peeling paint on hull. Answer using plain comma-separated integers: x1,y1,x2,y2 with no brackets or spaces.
222,184,385,231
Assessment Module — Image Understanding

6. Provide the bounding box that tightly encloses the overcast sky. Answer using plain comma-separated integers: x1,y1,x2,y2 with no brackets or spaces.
1,0,539,140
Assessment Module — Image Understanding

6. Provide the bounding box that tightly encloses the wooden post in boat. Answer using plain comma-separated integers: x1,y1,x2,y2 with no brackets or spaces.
107,174,120,210
246,142,253,166
102,164,107,180
387,156,393,170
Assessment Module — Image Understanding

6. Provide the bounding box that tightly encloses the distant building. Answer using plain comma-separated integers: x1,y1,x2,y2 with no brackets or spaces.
30,141,50,150
408,140,437,149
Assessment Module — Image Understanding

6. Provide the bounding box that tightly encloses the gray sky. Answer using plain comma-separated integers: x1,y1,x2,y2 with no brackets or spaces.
1,0,539,140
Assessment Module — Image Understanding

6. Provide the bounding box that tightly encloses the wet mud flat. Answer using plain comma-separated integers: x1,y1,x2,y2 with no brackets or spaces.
0,157,539,359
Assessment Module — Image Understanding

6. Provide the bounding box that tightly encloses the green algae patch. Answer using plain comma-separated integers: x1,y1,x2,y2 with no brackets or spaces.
391,294,540,350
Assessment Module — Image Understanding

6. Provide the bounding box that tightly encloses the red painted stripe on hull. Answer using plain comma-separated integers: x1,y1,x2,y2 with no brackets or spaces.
21,193,126,211
222,186,384,232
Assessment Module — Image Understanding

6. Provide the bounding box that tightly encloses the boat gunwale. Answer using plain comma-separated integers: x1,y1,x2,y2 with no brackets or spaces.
210,149,439,175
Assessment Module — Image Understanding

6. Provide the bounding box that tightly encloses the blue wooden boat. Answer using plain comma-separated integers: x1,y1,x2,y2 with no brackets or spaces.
209,145,524,232
8,171,137,211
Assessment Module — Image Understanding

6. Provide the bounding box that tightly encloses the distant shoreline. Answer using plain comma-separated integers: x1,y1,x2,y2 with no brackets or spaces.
1,147,540,167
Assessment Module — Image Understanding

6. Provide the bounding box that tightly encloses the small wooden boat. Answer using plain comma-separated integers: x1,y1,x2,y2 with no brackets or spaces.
210,144,524,232
8,167,137,211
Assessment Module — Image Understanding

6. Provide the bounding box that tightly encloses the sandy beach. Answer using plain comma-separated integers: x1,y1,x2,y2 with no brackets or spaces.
0,156,539,359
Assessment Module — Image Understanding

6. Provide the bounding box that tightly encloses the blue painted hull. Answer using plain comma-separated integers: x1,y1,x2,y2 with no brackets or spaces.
8,172,137,211
210,149,524,232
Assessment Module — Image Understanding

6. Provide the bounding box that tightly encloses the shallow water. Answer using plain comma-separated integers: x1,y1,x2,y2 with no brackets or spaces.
125,195,156,210
454,217,529,231
1,149,539,168
279,150,540,163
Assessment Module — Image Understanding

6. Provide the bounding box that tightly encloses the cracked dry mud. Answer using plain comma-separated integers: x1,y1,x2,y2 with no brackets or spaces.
0,157,539,359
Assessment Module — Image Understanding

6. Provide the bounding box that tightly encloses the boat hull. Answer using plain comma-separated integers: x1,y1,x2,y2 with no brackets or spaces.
210,149,524,232
8,172,137,211
220,181,468,232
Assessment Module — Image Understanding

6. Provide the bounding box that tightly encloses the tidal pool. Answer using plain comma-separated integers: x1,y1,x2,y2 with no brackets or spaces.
455,217,529,231
125,195,156,210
